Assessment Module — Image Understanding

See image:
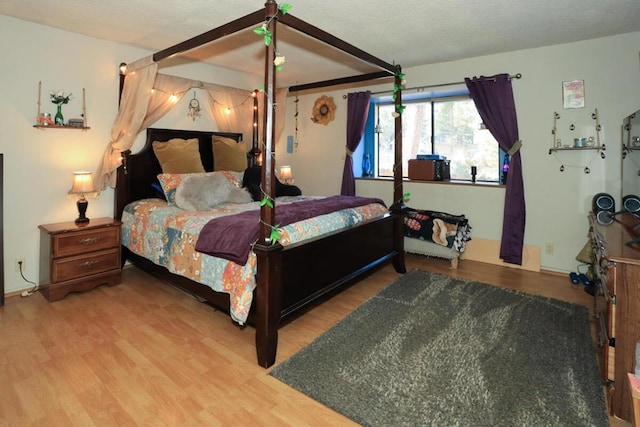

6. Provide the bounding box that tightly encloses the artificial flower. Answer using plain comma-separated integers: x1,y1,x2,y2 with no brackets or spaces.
274,54,286,67
50,91,73,105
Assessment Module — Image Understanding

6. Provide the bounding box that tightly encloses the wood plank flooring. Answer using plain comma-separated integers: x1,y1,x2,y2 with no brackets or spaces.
0,254,610,426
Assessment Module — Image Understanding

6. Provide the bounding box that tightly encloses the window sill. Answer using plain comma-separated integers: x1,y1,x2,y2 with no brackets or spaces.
357,176,505,188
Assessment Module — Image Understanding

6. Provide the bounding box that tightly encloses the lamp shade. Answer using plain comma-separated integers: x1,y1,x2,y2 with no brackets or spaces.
68,171,94,195
280,165,292,180
68,171,94,225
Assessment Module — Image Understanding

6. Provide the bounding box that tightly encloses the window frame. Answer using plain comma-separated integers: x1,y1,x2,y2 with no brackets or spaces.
360,90,507,183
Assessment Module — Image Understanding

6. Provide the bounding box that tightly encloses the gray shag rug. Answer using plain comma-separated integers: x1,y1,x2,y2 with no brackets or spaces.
270,270,608,426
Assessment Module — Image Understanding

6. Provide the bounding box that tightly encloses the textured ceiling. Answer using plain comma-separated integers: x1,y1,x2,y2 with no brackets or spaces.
2,0,640,87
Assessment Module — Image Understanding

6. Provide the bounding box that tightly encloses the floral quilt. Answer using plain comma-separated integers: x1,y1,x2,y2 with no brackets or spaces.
121,196,388,324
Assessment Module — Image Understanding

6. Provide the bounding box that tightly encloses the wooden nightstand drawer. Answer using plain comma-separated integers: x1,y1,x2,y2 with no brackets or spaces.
53,227,120,258
51,248,120,282
39,218,122,301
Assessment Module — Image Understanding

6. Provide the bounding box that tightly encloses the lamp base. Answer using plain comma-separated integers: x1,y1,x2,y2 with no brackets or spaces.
75,197,90,226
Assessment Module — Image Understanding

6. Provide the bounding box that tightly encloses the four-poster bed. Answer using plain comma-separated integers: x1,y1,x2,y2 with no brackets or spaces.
112,0,406,368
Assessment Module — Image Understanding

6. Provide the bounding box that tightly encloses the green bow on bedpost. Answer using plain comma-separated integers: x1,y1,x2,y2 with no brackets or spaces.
259,189,281,244
253,3,293,47
391,63,406,117
253,3,293,72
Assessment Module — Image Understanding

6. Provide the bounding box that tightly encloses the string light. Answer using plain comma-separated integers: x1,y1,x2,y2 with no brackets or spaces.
147,85,259,122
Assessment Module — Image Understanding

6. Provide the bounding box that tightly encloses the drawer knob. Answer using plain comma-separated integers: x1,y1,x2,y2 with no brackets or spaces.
79,260,98,269
78,237,100,245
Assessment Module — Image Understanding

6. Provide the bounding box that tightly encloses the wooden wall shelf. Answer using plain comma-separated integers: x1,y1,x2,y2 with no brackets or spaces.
33,125,90,130
35,81,88,129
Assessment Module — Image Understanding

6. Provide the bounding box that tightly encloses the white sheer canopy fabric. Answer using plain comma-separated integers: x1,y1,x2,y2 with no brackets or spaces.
273,88,288,145
95,61,288,192
205,87,255,142
140,74,193,130
207,86,288,147
95,59,157,191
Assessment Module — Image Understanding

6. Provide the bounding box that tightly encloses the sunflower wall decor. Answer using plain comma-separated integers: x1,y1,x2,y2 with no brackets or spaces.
310,95,336,125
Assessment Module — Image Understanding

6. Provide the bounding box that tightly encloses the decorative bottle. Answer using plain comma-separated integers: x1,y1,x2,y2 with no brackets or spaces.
502,155,509,185
54,104,64,126
362,153,372,177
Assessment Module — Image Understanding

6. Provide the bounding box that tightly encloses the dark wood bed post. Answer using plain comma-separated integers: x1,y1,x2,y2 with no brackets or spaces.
254,0,283,368
115,63,129,221
118,63,127,104
391,64,407,273
114,2,407,368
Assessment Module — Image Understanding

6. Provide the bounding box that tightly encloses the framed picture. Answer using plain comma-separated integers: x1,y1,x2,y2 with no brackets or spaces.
562,80,585,109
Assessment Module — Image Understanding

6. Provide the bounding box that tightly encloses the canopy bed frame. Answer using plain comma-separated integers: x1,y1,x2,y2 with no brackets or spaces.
115,0,406,368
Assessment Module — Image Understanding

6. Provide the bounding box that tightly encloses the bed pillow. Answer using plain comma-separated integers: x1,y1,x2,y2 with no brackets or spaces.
212,136,247,172
174,173,253,211
152,138,205,173
158,171,244,205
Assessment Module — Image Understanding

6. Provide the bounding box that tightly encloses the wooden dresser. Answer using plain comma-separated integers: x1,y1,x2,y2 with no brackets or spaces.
590,213,640,422
39,217,122,301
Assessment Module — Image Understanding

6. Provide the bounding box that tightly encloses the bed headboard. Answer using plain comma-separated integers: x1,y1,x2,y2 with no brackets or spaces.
114,128,245,220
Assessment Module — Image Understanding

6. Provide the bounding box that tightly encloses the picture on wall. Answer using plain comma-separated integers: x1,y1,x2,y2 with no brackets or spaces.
562,80,585,109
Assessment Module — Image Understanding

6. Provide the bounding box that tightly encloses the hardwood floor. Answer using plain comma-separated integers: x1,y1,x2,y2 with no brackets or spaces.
0,254,609,426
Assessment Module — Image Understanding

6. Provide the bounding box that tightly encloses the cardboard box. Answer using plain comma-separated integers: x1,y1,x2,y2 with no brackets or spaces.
408,159,450,181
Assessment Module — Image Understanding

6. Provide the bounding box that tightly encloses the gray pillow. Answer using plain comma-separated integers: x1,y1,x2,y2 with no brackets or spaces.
175,173,253,211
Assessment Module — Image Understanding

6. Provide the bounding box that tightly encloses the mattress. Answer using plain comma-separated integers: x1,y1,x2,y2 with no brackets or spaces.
121,196,388,324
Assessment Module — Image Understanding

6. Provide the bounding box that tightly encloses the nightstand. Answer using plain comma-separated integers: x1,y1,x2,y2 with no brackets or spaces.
38,217,122,301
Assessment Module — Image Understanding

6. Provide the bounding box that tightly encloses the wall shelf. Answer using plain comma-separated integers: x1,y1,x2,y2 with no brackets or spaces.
33,125,90,130
548,108,604,173
35,81,88,129
548,145,605,153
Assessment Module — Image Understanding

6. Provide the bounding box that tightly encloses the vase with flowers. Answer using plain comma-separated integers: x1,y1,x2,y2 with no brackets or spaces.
50,91,73,126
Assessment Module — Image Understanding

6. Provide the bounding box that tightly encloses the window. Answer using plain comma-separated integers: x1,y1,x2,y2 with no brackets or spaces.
372,94,503,182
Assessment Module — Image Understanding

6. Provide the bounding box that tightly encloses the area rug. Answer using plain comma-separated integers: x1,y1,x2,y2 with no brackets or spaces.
270,270,608,426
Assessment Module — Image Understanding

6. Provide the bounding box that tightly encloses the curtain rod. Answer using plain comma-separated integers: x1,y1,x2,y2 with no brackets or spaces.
346,73,522,98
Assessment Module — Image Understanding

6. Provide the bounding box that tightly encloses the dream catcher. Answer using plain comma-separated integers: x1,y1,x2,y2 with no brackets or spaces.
187,91,201,121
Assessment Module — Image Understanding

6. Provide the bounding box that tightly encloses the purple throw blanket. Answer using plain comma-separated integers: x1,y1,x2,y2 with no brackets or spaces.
195,195,386,265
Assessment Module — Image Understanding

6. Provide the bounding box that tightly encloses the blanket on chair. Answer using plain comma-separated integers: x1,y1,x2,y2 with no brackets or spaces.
195,195,385,265
403,208,472,252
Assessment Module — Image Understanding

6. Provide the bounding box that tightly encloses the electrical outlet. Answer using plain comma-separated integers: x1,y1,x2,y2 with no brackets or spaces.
14,257,26,272
544,243,554,255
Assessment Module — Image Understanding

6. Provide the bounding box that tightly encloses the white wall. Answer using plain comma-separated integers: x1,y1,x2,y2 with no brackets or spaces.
1,14,639,297
277,32,640,273
0,15,260,295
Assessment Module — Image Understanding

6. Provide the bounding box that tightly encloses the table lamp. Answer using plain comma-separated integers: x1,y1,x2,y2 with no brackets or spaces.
279,165,293,184
68,171,95,225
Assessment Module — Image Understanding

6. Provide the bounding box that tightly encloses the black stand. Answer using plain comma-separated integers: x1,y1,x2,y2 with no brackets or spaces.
75,196,89,225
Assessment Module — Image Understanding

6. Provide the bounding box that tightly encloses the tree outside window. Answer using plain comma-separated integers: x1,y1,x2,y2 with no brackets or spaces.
376,97,500,181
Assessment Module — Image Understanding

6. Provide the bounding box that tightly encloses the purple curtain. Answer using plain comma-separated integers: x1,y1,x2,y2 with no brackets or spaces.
465,74,525,265
341,91,371,196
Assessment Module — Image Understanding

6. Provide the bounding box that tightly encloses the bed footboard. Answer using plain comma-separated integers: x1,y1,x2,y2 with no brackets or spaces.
253,211,404,368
